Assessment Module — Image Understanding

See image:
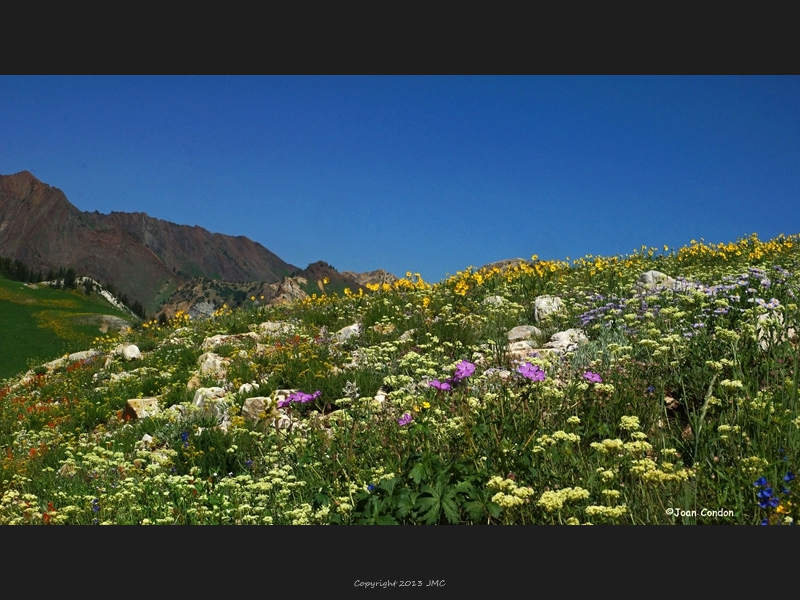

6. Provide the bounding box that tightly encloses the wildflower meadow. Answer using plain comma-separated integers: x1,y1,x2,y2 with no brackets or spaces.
1,233,799,525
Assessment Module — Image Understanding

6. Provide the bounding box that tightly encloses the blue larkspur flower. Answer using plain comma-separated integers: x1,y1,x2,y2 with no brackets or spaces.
784,472,795,482
754,477,768,487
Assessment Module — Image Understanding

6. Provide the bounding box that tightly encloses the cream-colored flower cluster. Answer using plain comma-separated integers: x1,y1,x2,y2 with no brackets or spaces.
619,415,640,431
630,458,692,483
596,468,615,482
487,476,534,509
585,504,628,519
537,487,590,513
590,438,624,454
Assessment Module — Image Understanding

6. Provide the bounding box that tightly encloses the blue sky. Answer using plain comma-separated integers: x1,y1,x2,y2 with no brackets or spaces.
1,76,798,282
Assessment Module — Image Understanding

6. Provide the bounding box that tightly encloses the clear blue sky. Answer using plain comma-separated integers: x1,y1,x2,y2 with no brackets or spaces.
2,76,798,282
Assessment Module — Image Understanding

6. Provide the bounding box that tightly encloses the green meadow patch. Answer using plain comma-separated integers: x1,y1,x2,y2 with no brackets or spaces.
0,278,132,380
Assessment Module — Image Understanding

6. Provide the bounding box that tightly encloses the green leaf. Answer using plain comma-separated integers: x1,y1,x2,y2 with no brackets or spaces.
409,462,427,485
375,514,398,525
442,496,461,524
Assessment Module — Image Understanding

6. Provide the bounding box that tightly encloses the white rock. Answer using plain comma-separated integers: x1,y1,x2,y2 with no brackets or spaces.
122,345,141,361
756,311,798,351
534,296,564,322
543,329,588,354
201,332,259,352
507,325,542,342
507,340,536,361
482,295,506,306
193,387,229,421
399,329,415,342
241,396,272,422
68,349,101,362
239,382,259,395
258,321,291,335
198,352,229,378
334,323,361,343
633,270,678,293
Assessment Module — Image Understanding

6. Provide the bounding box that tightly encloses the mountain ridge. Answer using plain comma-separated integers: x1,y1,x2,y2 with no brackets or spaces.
0,171,399,318
0,171,302,314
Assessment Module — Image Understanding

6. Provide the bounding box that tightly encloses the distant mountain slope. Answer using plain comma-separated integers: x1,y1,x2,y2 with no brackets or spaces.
157,261,399,319
0,171,299,314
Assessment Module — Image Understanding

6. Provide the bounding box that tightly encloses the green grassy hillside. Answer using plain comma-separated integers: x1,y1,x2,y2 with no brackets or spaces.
0,278,132,380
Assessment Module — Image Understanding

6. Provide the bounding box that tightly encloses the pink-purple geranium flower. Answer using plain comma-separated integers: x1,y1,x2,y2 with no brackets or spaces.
583,371,602,383
428,379,452,391
518,362,546,381
428,360,476,391
397,412,413,426
453,360,476,381
277,390,321,408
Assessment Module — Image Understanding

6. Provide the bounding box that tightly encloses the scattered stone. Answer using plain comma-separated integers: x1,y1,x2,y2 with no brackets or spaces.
756,311,798,351
239,382,259,395
258,321,293,336
507,325,542,342
334,323,361,343
189,300,216,319
482,295,506,306
241,396,273,423
69,349,102,362
186,373,202,391
193,387,229,421
201,332,259,352
632,270,681,294
122,398,160,421
269,278,308,305
542,329,588,354
113,343,141,361
197,352,229,378
122,345,141,361
507,340,537,361
398,329,415,342
534,296,564,322
479,258,529,272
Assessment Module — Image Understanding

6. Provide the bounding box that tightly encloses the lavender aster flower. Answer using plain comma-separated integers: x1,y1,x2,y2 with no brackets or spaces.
397,413,413,426
428,379,452,391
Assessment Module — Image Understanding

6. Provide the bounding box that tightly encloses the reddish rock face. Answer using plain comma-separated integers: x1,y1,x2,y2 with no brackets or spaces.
0,171,299,313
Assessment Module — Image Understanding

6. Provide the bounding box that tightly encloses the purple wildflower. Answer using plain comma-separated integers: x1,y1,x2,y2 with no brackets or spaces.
397,412,413,426
453,360,476,381
428,379,452,391
518,362,546,381
279,390,321,407
583,371,602,384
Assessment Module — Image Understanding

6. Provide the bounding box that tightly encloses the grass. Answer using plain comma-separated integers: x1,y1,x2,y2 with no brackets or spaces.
1,232,799,524
0,278,132,380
